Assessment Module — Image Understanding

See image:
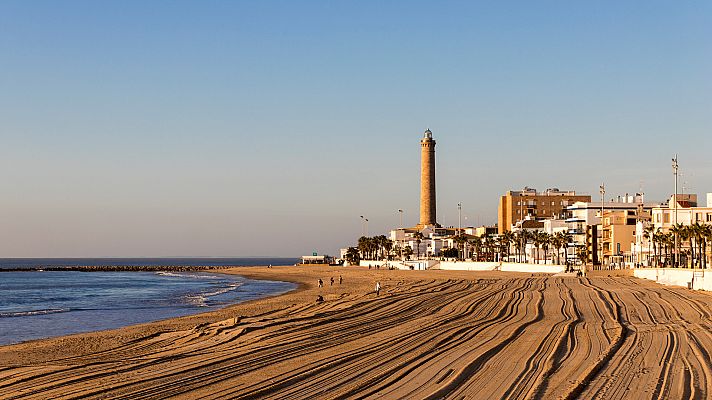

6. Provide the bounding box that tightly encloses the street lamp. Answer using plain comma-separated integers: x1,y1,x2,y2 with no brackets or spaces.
457,202,462,235
599,183,605,269
360,215,369,237
398,209,404,229
672,155,679,267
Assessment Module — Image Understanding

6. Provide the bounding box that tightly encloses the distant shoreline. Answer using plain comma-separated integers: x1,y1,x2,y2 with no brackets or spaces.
0,265,239,272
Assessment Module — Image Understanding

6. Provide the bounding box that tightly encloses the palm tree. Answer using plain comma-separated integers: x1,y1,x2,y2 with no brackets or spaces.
703,224,712,269
662,232,677,268
357,236,369,260
577,246,588,266
453,234,468,260
541,232,551,264
513,231,524,263
532,231,546,264
345,247,360,265
403,246,413,260
677,224,692,267
501,231,515,262
670,224,686,267
552,232,568,265
643,225,656,267
483,236,496,261
469,236,483,261
413,232,424,259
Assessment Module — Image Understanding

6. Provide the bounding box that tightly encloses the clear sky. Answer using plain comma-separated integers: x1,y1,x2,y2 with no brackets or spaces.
1,1,710,257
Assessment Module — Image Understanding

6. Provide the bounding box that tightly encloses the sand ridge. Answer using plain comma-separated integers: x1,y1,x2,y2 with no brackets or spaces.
2,266,712,399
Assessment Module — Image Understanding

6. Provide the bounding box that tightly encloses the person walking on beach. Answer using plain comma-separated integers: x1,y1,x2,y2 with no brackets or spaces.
330,277,334,286
318,279,323,288
375,281,381,296
339,275,342,285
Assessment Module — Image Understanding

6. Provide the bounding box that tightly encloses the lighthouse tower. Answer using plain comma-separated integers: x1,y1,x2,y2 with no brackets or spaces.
418,129,437,227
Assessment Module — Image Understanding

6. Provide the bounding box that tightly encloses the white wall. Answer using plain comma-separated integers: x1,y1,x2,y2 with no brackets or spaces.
359,260,434,270
439,261,566,274
439,261,499,271
633,268,712,291
500,263,566,274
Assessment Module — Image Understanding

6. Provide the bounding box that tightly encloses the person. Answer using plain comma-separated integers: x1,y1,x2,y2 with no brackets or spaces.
318,278,323,288
375,281,381,296
339,275,343,285
316,295,324,303
330,277,334,286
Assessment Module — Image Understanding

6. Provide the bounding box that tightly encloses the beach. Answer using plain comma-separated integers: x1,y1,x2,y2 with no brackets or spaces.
2,265,712,399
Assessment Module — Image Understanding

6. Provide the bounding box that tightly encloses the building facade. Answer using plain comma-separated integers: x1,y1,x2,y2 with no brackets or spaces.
498,187,591,234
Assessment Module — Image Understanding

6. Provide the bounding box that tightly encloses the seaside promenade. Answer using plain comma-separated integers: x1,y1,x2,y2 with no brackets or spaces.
2,265,712,399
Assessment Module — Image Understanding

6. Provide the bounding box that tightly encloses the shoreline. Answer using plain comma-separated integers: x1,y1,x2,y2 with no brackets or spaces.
4,266,712,399
0,265,400,361
0,265,303,351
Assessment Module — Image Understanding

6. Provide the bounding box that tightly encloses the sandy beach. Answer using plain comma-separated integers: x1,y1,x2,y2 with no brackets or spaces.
2,265,712,399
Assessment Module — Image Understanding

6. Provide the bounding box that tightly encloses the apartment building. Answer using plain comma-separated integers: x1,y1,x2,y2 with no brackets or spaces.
498,187,591,234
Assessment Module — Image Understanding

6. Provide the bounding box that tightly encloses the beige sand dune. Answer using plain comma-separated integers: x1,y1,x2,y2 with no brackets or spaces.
2,266,712,399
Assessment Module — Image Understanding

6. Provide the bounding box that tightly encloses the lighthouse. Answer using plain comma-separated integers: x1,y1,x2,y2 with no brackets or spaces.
418,129,437,227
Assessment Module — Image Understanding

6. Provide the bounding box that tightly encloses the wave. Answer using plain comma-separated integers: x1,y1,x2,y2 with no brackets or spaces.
0,308,69,318
154,271,222,280
183,282,243,307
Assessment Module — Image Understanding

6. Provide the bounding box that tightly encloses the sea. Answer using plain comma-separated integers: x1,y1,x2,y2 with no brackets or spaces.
0,258,298,346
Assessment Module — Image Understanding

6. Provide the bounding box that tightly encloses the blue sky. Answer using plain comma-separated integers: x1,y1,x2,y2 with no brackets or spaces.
1,1,710,257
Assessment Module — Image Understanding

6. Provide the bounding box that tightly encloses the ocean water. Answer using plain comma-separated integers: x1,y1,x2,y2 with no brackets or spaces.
0,258,298,346
0,257,298,270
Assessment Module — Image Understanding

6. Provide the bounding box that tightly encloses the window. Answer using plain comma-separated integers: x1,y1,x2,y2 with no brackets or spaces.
516,201,520,206
663,214,670,223
707,214,712,222
551,201,555,206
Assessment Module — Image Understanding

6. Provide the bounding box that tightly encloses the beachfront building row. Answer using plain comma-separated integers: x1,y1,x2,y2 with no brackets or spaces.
389,225,498,260
567,193,712,268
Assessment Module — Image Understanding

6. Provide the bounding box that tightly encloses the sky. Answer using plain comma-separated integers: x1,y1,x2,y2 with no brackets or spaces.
1,1,711,257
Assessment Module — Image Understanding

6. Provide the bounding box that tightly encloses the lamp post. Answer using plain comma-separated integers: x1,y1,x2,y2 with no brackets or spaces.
599,184,605,269
360,215,369,237
520,194,524,263
457,202,462,235
398,209,404,229
672,155,679,267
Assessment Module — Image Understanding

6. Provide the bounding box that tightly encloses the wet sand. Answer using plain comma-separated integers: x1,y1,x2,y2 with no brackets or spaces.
2,265,712,399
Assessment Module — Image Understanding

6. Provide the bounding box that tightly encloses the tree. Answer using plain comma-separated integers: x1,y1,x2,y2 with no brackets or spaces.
643,225,656,267
552,232,568,265
541,232,551,264
403,246,413,260
670,224,686,267
413,232,424,259
442,247,458,258
532,231,544,264
577,247,588,265
345,247,360,265
500,231,514,262
453,235,468,260
469,236,483,261
483,236,495,261
703,224,712,269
